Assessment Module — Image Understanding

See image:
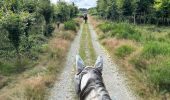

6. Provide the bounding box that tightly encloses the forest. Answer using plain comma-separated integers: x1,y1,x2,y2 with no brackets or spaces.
89,0,170,25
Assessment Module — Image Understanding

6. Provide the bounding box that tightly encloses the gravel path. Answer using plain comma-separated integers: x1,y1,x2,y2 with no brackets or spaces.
88,23,137,100
48,22,138,100
48,25,83,100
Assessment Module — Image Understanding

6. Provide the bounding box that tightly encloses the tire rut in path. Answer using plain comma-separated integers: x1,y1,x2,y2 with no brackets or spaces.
88,23,138,100
48,25,83,100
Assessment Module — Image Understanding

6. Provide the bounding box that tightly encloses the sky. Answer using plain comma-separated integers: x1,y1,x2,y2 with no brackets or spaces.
50,0,97,9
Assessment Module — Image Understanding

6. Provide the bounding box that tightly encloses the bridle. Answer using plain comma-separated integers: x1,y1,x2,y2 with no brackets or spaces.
74,67,103,100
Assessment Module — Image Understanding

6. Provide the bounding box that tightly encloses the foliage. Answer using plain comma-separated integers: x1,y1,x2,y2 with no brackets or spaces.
1,12,26,57
98,22,141,41
98,22,114,33
142,41,170,58
0,0,78,75
147,60,170,91
96,0,170,25
53,2,78,22
114,45,134,58
64,20,78,31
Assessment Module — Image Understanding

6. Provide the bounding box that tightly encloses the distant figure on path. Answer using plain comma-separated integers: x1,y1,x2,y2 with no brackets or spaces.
57,22,60,29
83,14,88,23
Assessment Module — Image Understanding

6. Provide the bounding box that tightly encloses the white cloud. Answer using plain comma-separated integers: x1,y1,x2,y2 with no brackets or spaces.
50,0,97,9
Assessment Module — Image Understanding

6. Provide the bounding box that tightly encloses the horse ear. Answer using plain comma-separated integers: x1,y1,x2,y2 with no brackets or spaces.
76,55,85,73
94,56,103,72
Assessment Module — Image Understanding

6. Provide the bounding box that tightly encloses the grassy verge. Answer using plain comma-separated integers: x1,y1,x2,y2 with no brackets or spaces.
0,19,81,100
79,23,96,65
90,16,170,99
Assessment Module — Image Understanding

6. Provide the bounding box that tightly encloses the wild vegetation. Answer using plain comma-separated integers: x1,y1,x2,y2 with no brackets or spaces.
80,23,96,65
0,0,80,99
90,0,170,99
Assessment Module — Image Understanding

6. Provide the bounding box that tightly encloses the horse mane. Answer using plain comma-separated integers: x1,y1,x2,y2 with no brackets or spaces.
79,68,111,100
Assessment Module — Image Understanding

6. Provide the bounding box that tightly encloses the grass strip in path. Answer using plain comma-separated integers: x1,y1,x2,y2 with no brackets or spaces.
79,23,96,65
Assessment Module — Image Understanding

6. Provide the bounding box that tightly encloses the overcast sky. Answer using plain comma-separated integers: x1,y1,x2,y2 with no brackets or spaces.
50,0,97,9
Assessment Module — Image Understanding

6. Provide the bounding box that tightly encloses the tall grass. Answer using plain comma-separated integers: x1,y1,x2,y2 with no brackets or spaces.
98,22,114,33
114,45,134,58
79,23,96,65
64,20,79,32
147,60,170,92
142,41,170,59
98,22,141,41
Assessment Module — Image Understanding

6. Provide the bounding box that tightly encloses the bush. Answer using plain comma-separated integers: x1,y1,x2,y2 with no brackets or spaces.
147,61,170,91
142,41,170,59
114,45,134,58
0,62,15,75
111,22,141,41
98,22,114,33
58,31,75,41
0,59,30,75
64,20,77,31
98,22,141,41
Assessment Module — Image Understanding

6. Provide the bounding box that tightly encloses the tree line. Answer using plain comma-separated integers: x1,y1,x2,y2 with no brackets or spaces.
94,0,170,25
0,0,78,61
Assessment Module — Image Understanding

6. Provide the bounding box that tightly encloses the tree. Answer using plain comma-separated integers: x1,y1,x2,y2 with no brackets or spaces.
54,2,72,22
1,13,25,60
38,0,54,36
121,0,133,17
106,1,118,20
154,0,170,25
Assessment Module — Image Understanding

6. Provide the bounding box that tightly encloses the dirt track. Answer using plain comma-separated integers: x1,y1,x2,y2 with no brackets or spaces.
48,22,138,100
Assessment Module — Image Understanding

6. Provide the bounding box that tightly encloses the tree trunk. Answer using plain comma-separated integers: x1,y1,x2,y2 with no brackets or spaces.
16,47,21,65
133,14,136,25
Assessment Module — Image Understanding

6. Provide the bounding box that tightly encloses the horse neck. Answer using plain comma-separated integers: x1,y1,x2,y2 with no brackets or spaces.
81,80,111,100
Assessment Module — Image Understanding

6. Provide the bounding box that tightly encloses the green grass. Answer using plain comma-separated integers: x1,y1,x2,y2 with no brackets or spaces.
98,22,141,41
142,41,170,59
79,24,86,61
64,20,78,31
147,60,170,92
114,45,134,58
97,19,170,96
98,22,114,33
87,24,96,64
79,23,96,65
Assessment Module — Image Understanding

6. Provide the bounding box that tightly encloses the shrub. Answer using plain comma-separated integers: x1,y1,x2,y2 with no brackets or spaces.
114,45,134,58
147,61,170,91
142,41,170,59
58,31,75,41
0,62,15,75
64,20,77,31
98,22,114,33
111,22,141,41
